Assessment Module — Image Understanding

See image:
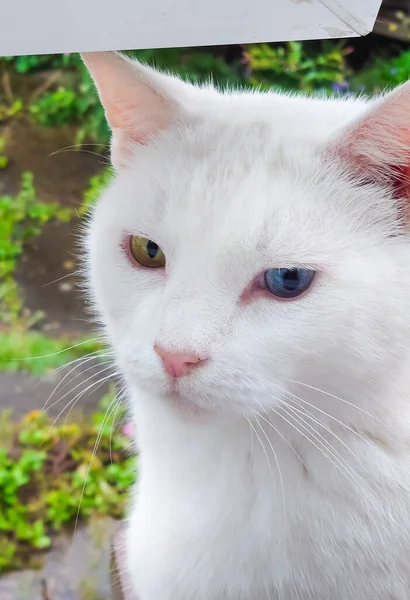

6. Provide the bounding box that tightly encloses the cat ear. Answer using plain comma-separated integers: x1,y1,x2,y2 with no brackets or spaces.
330,82,410,195
81,51,187,168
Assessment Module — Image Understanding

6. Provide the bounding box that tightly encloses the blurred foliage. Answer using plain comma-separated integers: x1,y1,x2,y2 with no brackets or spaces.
0,99,23,123
81,167,113,216
0,53,75,74
0,331,103,376
1,40,409,148
0,48,243,144
0,42,354,145
0,163,104,375
0,136,8,169
28,55,108,143
244,41,350,92
0,119,104,379
0,389,135,573
349,47,410,93
0,171,73,325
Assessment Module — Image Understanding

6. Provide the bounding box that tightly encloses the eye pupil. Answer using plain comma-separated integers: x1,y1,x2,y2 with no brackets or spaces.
282,269,298,290
263,268,315,299
146,240,159,259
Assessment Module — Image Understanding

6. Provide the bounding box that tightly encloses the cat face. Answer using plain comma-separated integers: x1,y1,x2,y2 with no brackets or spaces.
83,52,410,421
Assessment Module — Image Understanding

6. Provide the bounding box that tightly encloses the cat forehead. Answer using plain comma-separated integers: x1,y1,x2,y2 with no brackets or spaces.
105,103,393,260
159,114,339,169
118,93,372,227
130,121,339,215
129,119,326,201
113,144,355,261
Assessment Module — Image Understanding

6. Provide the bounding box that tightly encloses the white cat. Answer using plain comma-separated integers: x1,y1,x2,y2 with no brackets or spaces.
82,51,410,600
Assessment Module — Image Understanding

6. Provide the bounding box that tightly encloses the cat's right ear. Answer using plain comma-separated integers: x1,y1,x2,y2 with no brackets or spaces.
327,82,410,194
81,51,187,169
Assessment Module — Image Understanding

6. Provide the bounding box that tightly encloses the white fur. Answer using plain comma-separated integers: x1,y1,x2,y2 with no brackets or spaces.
82,52,410,599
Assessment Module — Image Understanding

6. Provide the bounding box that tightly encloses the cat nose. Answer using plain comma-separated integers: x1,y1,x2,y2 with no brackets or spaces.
154,345,203,378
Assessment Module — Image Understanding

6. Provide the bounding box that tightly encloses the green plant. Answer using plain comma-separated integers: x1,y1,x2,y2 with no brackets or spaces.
0,53,76,73
0,389,135,573
0,330,104,376
29,87,79,126
0,447,50,551
0,98,23,123
1,43,350,143
0,171,73,324
349,48,410,94
28,54,109,143
244,41,349,93
80,167,113,216
0,136,8,169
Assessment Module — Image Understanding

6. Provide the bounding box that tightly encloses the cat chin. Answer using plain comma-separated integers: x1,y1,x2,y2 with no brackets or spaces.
165,391,206,417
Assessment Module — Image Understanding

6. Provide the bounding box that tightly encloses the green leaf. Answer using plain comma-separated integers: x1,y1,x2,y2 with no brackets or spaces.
32,535,51,549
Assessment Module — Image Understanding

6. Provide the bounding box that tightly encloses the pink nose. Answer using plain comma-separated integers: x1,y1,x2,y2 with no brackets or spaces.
154,345,202,379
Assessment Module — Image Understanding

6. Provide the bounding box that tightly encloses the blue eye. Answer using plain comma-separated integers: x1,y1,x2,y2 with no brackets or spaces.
263,268,315,299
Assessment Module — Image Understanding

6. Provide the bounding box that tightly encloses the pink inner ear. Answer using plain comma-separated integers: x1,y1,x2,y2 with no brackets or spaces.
389,165,410,208
106,90,173,167
82,52,177,168
329,83,410,185
334,148,410,212
105,93,171,146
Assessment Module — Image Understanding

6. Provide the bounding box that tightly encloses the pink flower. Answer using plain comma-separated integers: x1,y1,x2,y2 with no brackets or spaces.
122,422,134,438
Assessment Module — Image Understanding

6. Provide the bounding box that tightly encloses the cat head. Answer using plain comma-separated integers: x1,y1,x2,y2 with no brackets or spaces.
82,51,410,426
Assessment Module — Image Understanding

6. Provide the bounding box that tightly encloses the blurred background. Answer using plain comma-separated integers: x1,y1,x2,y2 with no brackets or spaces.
1,0,410,596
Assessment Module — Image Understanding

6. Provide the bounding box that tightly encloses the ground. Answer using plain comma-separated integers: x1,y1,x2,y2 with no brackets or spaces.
0,518,120,600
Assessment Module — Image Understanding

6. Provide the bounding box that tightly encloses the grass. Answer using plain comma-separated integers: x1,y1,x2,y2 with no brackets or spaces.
0,389,135,574
0,331,104,376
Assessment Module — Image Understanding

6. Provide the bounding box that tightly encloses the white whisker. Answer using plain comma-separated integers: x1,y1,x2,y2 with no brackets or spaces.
46,363,114,416
283,403,362,484
249,403,309,471
254,415,286,540
51,347,113,376
272,405,365,493
42,353,112,412
109,385,128,469
51,370,115,427
73,393,120,536
42,271,79,287
243,412,285,541
11,336,105,362
286,378,389,430
285,391,374,462
48,147,109,161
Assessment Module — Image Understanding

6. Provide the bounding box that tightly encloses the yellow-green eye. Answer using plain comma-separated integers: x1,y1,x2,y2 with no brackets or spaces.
129,235,165,268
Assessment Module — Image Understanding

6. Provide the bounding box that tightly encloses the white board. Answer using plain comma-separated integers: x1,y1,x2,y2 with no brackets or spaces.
0,0,383,57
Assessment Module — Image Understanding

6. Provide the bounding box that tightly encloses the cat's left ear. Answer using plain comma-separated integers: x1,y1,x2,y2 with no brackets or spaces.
81,51,191,169
329,82,410,195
